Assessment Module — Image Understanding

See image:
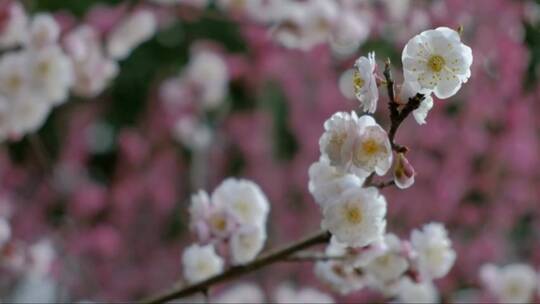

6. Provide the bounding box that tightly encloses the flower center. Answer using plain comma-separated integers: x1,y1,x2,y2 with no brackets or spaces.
210,214,227,232
353,70,365,90
427,55,445,72
362,139,380,155
344,205,363,224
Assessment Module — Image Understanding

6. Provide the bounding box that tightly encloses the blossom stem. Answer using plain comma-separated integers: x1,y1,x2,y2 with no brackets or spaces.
141,230,332,304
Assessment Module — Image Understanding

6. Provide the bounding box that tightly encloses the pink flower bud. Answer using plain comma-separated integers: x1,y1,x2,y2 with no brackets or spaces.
394,153,415,189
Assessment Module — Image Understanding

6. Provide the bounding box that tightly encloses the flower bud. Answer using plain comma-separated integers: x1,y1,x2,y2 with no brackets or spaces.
394,153,415,189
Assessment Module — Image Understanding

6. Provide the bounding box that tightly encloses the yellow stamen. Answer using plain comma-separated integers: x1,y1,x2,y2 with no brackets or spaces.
427,55,445,73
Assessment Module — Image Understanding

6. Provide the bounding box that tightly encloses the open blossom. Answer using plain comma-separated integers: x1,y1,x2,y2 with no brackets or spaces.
274,283,334,304
26,13,60,49
480,263,537,304
314,260,364,295
189,190,235,241
0,2,28,49
0,51,30,99
321,186,386,247
319,111,358,168
30,45,73,105
107,10,157,60
186,48,229,109
230,225,266,265
411,222,456,279
182,244,224,284
396,277,439,304
402,27,473,99
211,178,269,228
353,52,378,113
362,234,409,285
308,159,363,208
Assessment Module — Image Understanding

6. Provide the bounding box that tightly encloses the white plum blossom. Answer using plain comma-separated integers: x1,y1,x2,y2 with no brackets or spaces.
308,159,363,209
30,46,74,105
321,186,386,247
319,111,359,169
362,234,409,285
0,2,28,49
186,48,229,109
173,117,213,150
480,263,537,304
274,283,334,304
396,277,439,304
411,222,456,279
213,283,265,303
0,51,31,99
329,10,370,57
107,10,157,60
314,260,364,295
398,81,433,125
230,225,266,265
182,244,224,284
7,94,51,137
402,27,473,99
353,52,378,113
211,178,270,228
26,13,60,49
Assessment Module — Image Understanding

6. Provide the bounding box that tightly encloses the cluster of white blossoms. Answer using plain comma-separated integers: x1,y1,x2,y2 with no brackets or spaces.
160,45,229,150
0,2,158,142
480,263,540,303
182,178,270,284
315,223,455,303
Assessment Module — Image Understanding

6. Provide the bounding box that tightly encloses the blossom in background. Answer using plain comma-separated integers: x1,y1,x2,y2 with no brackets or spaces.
26,13,60,50
411,222,456,280
106,10,157,60
173,117,213,150
0,2,28,49
321,186,386,247
212,283,265,303
182,244,224,284
274,283,334,304
230,225,266,265
398,81,433,125
396,277,438,304
353,52,378,113
362,234,409,287
30,45,74,105
480,263,537,303
402,27,473,99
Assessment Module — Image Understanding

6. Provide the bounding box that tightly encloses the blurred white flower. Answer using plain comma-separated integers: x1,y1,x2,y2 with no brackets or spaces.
30,45,74,105
28,240,56,278
213,283,265,303
230,225,266,265
353,52,378,113
308,159,363,209
396,277,439,304
186,48,229,109
172,117,213,150
329,10,370,58
151,0,209,7
398,81,433,125
402,27,473,99
107,10,157,60
338,69,355,99
275,283,334,304
26,13,60,49
362,234,408,285
314,260,364,295
321,186,386,247
182,244,224,284
411,222,456,280
0,2,28,49
480,263,537,304
0,51,31,99
8,94,51,137
211,178,269,228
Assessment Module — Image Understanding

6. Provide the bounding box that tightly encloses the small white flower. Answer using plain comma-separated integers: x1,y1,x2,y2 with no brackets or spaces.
319,111,359,169
213,283,265,303
173,117,213,150
275,283,334,304
321,186,386,247
26,13,60,49
411,222,456,280
362,234,409,284
308,159,363,209
0,51,31,99
186,48,229,109
353,52,378,113
230,225,266,265
28,239,56,277
396,277,439,304
399,81,433,125
402,27,473,99
0,2,28,49
30,46,74,105
188,190,212,241
107,10,157,60
8,94,51,137
212,178,269,228
314,260,364,295
182,244,224,284
480,263,537,304
344,115,393,177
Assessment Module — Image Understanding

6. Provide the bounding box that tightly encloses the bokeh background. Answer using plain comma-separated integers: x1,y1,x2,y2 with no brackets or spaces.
1,0,540,302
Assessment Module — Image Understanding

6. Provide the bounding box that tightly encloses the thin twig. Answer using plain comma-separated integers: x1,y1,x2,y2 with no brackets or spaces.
141,231,331,304
284,252,346,263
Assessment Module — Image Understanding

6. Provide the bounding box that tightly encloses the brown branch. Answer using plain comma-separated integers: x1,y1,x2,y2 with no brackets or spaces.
383,60,424,154
284,251,346,263
141,231,332,304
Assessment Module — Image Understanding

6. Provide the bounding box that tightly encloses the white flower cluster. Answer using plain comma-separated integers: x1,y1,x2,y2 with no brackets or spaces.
160,45,229,150
315,223,455,303
0,2,158,142
480,263,539,303
182,178,270,284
